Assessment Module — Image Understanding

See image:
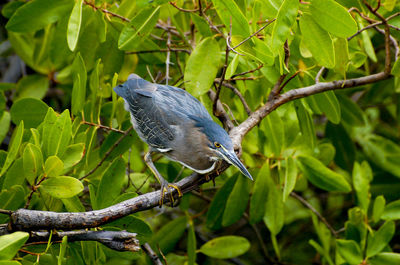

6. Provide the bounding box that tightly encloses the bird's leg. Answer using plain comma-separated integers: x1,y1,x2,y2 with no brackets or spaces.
144,152,183,206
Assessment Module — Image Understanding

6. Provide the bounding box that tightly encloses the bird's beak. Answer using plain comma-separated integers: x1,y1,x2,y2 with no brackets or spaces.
219,148,253,181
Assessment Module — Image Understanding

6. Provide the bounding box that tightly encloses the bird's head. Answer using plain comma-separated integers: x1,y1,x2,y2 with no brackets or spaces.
192,117,253,181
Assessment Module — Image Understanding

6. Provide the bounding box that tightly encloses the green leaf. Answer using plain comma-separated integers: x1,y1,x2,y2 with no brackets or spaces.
40,176,83,199
309,0,357,38
106,215,153,243
0,112,11,145
16,74,49,100
67,0,83,51
0,232,29,260
263,110,284,155
382,199,400,220
6,0,73,32
294,100,316,148
337,94,365,126
334,38,349,77
0,121,24,177
191,13,212,37
249,162,269,224
44,156,64,178
373,195,386,222
71,53,87,115
23,143,43,185
96,158,125,209
300,14,335,68
309,240,334,265
326,122,355,171
225,54,240,80
44,109,72,157
187,221,196,265
58,236,68,265
211,0,250,37
1,1,25,19
357,134,400,178
297,155,351,192
263,174,284,236
283,157,297,202
60,143,85,171
369,253,400,265
391,58,400,77
199,236,250,259
184,37,220,97
206,174,237,229
118,7,160,50
353,161,373,211
222,174,250,227
10,98,48,128
360,21,377,63
271,0,299,53
366,221,395,257
313,91,341,124
152,216,188,254
336,239,362,265
0,185,25,211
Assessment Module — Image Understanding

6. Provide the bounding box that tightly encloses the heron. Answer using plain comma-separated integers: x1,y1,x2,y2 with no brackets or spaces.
114,74,253,205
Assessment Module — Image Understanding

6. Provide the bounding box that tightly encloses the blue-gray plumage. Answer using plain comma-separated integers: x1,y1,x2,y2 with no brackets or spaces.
114,74,253,203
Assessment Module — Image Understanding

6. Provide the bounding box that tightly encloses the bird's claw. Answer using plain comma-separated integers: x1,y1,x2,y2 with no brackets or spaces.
159,183,183,207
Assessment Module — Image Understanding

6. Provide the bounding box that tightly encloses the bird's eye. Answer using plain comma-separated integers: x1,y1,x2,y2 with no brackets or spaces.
214,142,221,148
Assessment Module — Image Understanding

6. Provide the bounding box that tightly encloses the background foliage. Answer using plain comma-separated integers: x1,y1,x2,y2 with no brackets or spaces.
0,0,400,264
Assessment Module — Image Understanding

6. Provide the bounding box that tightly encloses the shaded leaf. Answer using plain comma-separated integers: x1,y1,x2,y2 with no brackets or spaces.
297,155,351,192
336,239,362,265
283,157,297,202
152,216,188,254
366,221,395,257
373,195,386,222
10,98,48,128
382,199,400,220
249,162,269,224
369,253,400,265
0,121,24,177
23,143,43,185
211,0,250,37
199,236,250,259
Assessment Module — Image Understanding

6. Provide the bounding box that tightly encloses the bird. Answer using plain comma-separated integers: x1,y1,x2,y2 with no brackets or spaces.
113,74,253,205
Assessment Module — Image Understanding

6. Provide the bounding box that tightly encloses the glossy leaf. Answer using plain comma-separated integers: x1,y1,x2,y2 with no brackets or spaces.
23,143,43,185
67,0,83,51
300,14,335,68
309,0,357,38
118,7,160,50
271,0,299,53
71,53,87,115
199,236,250,259
6,0,73,32
206,174,237,229
60,143,85,171
44,109,72,157
211,0,250,37
366,221,395,257
353,161,372,212
297,155,351,192
152,216,188,254
225,54,240,80
96,158,125,209
184,37,220,97
382,199,400,220
40,176,83,199
0,232,29,260
283,157,297,202
249,162,270,224
373,195,386,222
369,253,400,265
313,91,341,124
263,174,284,236
336,239,362,265
10,98,48,128
44,156,64,178
222,174,250,227
0,121,24,177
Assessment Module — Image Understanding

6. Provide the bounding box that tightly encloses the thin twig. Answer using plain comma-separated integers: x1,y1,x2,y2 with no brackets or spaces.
79,127,133,180
142,243,163,265
82,121,124,134
290,192,338,237
83,0,130,22
169,1,199,12
231,64,263,79
214,80,252,115
315,67,326,83
278,71,300,92
0,209,12,215
126,48,191,54
231,19,276,50
268,41,290,100
25,176,47,209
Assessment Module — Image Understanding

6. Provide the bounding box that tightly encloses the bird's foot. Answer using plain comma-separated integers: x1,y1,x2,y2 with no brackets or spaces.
159,182,183,207
205,174,216,187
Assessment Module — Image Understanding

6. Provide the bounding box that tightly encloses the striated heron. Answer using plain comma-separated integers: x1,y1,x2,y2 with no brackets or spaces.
114,74,253,204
